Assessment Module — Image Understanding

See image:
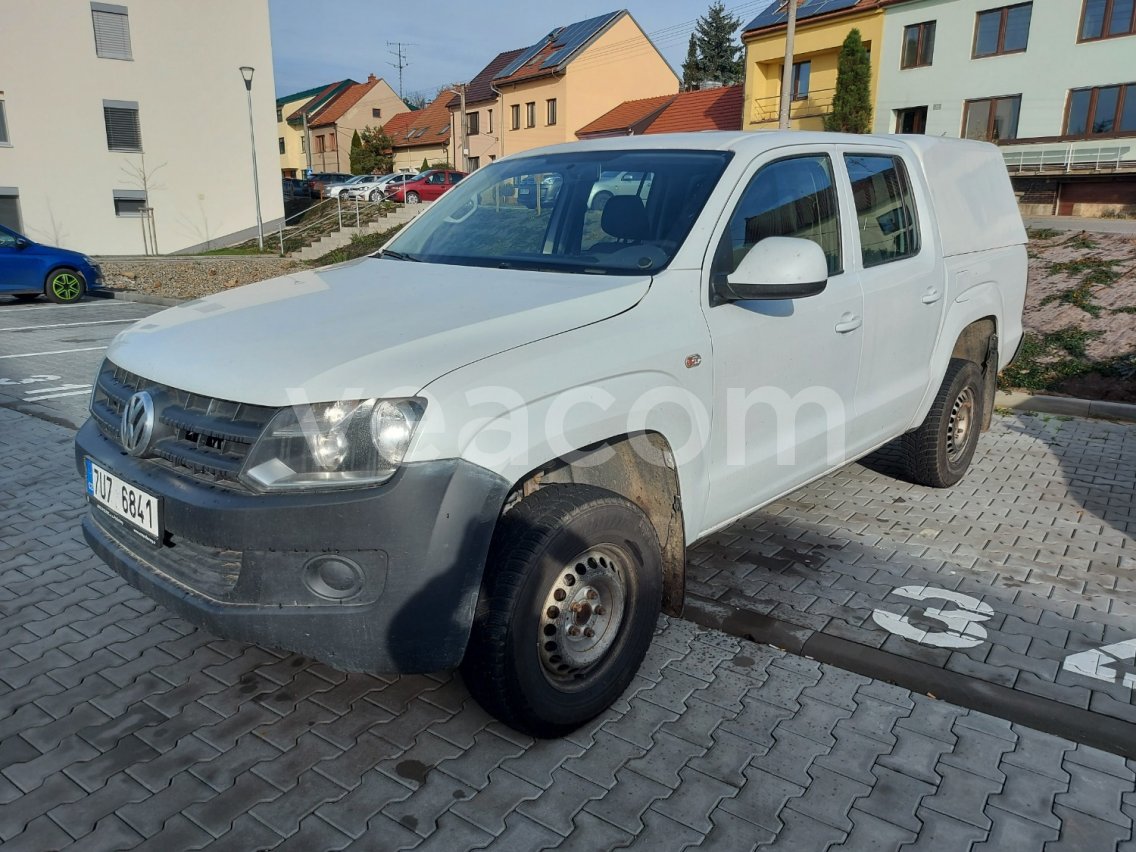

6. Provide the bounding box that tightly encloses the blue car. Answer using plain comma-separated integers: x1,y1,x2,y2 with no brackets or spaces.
0,224,105,303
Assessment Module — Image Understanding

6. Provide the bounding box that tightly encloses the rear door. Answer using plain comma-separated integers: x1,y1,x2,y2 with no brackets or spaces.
838,147,945,456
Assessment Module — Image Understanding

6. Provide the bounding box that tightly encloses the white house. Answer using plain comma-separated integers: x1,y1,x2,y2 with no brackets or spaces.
874,0,1135,216
0,0,283,254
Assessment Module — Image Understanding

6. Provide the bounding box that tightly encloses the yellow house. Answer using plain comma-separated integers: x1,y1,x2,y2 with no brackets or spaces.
276,80,355,177
742,0,895,132
492,10,678,157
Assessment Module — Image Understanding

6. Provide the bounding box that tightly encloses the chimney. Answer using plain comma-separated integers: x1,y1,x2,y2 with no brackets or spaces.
368,73,377,83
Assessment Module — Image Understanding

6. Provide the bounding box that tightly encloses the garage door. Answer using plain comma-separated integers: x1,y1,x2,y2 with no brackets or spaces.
0,192,20,231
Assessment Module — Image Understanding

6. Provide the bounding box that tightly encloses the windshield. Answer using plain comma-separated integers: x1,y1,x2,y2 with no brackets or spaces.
385,149,732,275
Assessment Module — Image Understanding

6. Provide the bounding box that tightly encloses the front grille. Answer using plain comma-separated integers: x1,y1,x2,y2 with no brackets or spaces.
91,360,276,489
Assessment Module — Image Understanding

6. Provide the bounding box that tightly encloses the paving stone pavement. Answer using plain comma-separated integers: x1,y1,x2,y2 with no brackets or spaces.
688,412,1136,730
3,409,1136,848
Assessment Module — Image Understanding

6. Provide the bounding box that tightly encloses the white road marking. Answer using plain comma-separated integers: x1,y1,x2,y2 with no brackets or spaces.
871,586,994,650
25,384,91,395
1063,640,1136,690
24,389,93,401
0,346,107,360
0,319,136,332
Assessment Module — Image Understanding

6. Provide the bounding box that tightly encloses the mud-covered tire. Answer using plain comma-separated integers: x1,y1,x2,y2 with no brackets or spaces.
904,358,984,488
461,484,662,738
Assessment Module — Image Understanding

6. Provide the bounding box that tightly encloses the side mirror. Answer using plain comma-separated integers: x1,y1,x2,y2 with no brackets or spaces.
15,237,29,249
714,237,829,302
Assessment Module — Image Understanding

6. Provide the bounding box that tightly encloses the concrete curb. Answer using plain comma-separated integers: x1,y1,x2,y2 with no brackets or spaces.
89,290,185,307
996,390,1136,423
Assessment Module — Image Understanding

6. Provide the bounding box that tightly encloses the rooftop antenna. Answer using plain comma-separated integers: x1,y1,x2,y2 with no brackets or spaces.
386,42,416,99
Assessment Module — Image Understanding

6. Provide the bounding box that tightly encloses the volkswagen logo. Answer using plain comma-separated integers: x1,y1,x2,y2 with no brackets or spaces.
120,391,155,457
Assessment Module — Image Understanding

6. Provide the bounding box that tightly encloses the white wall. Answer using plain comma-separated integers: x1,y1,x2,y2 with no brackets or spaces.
0,0,283,254
874,0,1135,139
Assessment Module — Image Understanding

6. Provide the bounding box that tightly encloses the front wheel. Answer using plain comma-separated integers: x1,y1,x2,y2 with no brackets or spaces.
46,269,85,304
461,484,662,738
405,191,420,204
369,190,381,202
904,358,984,487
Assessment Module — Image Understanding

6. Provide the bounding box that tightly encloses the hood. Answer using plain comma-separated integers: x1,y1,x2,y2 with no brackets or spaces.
107,258,650,406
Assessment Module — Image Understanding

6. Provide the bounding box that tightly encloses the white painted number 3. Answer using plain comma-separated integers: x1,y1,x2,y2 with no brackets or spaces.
871,586,994,649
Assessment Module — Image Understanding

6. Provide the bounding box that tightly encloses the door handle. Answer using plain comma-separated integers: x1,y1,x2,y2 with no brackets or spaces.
834,313,862,333
921,288,942,305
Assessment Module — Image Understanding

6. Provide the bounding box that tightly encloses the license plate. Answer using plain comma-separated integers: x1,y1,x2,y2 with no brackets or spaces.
86,459,161,540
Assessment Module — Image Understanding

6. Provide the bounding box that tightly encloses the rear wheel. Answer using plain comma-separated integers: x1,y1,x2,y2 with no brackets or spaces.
590,191,612,212
461,484,662,738
904,358,983,487
45,269,84,304
406,191,420,204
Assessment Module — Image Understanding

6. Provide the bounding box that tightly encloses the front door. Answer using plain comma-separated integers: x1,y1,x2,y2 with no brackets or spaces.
839,148,945,455
701,149,865,531
0,227,39,293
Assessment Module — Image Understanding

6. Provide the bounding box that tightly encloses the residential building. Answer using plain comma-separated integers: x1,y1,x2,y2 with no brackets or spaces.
491,10,679,157
381,96,454,174
446,48,525,171
1,0,282,254
742,0,899,131
276,80,355,178
576,85,744,138
874,0,1135,215
306,75,409,175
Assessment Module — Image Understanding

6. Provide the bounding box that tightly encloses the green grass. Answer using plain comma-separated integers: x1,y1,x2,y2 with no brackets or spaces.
1039,281,1103,317
1048,257,1120,287
199,245,278,256
1061,233,1097,250
1027,227,1060,241
308,224,406,266
998,328,1104,391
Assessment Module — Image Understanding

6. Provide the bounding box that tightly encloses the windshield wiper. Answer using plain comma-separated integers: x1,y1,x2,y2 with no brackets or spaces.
380,249,419,262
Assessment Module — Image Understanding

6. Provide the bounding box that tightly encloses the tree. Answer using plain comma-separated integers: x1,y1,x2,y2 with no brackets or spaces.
350,126,393,175
824,28,872,133
681,34,703,90
421,157,430,171
686,2,743,87
349,130,363,174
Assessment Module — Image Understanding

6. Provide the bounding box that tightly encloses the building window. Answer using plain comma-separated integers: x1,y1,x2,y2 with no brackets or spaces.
327,132,336,151
790,60,811,99
314,135,325,153
844,154,920,267
276,106,283,122
466,111,479,135
113,189,147,217
510,104,520,130
1065,83,1136,136
525,102,536,128
487,108,493,133
468,156,480,171
300,135,305,153
91,3,132,60
103,100,142,151
1080,0,1136,40
278,137,285,155
547,98,557,126
962,94,1021,141
901,21,936,68
973,3,1032,57
895,106,928,133
0,100,9,145
0,188,20,231
372,107,382,118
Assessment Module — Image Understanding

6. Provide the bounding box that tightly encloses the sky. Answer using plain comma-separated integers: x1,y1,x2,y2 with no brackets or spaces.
268,0,767,102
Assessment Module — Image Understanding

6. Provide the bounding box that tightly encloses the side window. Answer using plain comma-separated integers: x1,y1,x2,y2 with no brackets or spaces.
844,154,920,267
717,155,842,277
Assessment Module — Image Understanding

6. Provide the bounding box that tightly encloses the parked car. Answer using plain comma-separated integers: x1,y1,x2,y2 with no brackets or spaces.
281,177,311,201
372,173,419,200
309,172,353,198
1,224,105,303
341,174,399,202
323,175,372,199
517,174,563,209
385,169,466,204
76,133,1025,737
587,169,652,211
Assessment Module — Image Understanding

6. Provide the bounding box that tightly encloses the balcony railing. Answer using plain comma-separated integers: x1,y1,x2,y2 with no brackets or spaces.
751,87,836,124
1001,142,1136,174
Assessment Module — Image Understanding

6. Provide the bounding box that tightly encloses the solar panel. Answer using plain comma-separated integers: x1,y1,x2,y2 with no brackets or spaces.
495,10,621,80
743,0,862,33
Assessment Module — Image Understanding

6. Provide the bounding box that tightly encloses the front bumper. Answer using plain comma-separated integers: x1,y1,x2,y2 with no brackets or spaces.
76,419,510,673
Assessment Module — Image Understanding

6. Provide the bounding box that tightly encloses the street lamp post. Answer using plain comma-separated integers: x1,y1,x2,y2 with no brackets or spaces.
239,65,265,251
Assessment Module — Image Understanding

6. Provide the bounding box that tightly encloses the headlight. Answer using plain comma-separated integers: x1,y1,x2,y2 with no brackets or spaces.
240,397,425,492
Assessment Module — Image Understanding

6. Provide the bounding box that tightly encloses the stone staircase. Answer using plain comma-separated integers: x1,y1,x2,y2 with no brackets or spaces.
291,203,430,262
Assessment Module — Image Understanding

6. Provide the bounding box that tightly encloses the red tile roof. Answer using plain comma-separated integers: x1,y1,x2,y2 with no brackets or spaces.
447,48,527,109
285,80,353,123
381,95,452,149
576,93,676,138
309,77,388,128
645,85,743,134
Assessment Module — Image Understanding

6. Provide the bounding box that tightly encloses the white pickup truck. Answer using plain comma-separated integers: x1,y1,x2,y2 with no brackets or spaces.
77,132,1026,736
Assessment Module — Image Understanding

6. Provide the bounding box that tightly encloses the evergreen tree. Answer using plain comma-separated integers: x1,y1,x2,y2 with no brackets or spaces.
690,2,743,86
349,130,363,174
350,126,393,175
681,34,704,90
823,29,872,133
421,157,430,172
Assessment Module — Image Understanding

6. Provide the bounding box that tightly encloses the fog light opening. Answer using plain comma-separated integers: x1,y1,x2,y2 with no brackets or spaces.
303,555,364,601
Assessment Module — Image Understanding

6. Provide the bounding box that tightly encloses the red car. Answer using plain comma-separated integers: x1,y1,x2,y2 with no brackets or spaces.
387,169,467,204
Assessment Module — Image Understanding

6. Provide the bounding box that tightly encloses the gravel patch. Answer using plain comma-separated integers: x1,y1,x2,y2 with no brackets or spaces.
97,257,305,301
